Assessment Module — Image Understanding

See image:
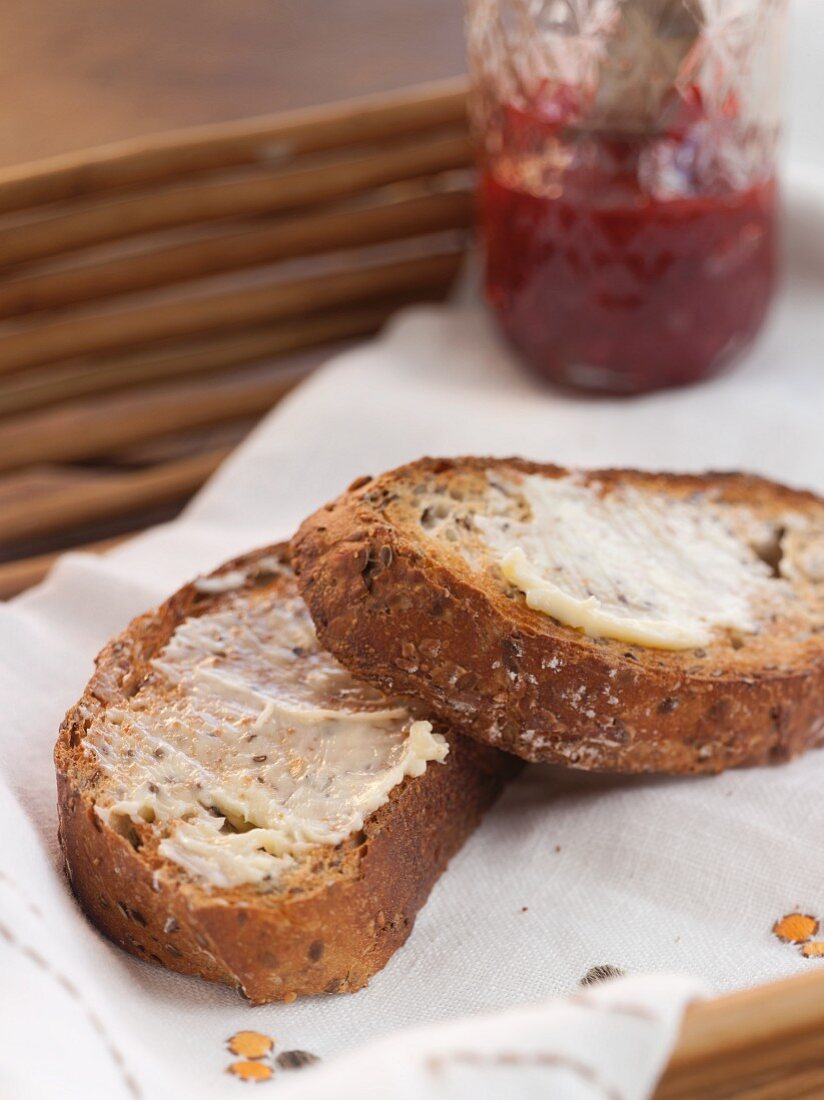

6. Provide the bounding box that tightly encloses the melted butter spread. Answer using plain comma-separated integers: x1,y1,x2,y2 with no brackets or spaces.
84,571,447,889
474,474,787,650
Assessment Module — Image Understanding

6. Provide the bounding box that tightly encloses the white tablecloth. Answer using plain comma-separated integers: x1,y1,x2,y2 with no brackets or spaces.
3,4,824,1096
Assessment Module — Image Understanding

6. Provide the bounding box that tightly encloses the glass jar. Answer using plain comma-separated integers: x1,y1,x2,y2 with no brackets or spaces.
467,0,788,393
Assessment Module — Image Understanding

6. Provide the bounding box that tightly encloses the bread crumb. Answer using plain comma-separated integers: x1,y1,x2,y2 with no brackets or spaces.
801,941,824,959
773,913,819,944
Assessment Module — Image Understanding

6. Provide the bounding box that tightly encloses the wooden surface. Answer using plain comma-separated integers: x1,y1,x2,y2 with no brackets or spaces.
0,0,466,167
655,969,824,1099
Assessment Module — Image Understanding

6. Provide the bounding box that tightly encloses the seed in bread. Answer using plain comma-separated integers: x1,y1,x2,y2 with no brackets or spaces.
292,457,824,774
55,544,513,1003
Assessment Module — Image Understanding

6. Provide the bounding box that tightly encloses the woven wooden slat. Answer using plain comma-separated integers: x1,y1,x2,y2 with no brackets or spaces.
656,970,824,1098
0,78,467,214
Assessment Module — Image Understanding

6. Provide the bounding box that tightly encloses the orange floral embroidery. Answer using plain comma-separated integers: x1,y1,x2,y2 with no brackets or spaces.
227,1061,274,1083
224,1029,320,1083
773,913,819,944
772,911,824,962
227,1032,275,1060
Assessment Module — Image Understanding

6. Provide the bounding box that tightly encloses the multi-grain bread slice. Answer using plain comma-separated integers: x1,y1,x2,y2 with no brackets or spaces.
292,457,824,775
55,543,512,1004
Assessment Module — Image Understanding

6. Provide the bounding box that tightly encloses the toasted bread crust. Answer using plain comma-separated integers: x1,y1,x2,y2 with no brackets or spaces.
292,458,824,775
55,544,512,1003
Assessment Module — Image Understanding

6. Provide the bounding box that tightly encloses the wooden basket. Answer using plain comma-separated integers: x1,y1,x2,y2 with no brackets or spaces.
1,79,822,1095
0,79,472,595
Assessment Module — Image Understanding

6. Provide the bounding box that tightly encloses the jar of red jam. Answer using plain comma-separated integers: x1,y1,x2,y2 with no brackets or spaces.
467,0,788,393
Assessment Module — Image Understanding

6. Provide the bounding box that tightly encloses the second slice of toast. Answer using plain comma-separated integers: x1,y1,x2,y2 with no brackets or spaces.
293,458,824,774
55,544,512,1003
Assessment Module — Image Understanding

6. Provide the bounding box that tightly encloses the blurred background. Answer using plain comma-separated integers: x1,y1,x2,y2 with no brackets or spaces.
1,1,820,169
0,1,466,164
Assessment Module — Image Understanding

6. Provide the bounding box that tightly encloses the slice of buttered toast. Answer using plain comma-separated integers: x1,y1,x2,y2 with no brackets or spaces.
55,544,512,1004
293,458,824,775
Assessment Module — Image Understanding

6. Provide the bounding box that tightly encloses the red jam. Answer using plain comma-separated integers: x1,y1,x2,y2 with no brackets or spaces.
479,101,778,392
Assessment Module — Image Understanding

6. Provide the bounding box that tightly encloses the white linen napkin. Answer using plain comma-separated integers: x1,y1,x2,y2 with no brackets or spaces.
3,4,824,1094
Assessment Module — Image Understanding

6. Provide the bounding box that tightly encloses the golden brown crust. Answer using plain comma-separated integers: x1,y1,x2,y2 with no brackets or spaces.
292,457,824,775
54,543,513,1004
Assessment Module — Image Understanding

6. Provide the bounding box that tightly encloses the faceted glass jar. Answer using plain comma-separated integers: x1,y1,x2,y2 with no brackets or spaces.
467,0,788,393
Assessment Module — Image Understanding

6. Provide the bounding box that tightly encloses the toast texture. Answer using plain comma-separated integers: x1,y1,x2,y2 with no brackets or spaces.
55,544,512,1004
292,457,824,774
